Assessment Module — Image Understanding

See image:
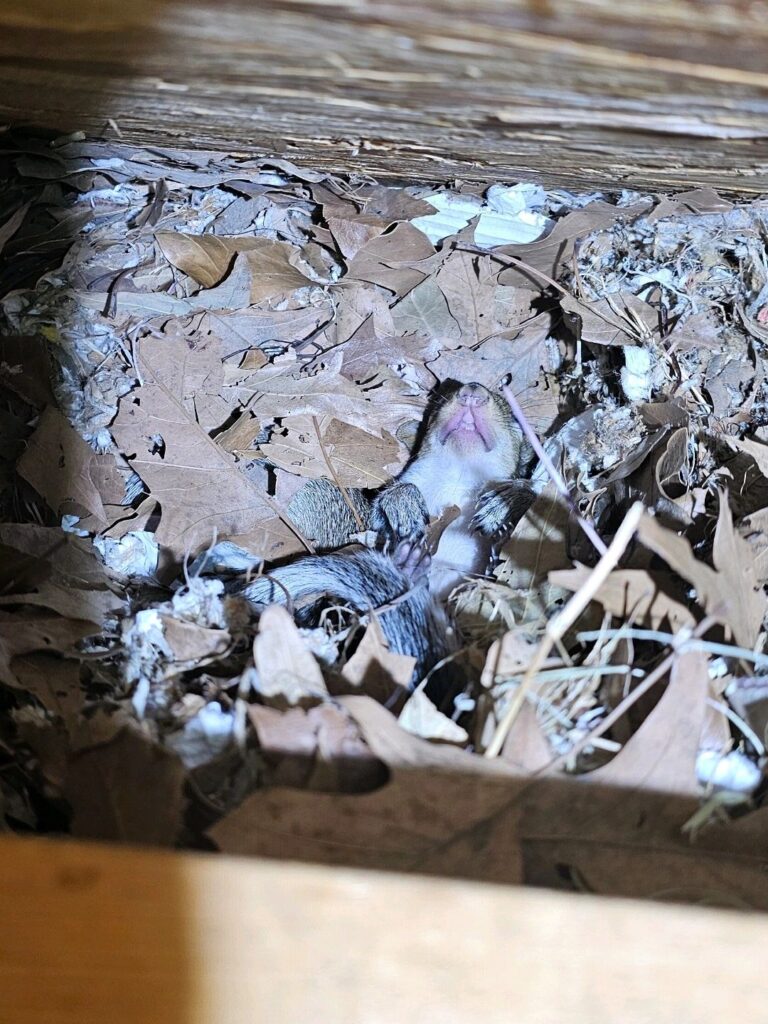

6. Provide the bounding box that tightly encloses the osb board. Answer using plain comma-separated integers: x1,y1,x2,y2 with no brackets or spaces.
1,0,768,193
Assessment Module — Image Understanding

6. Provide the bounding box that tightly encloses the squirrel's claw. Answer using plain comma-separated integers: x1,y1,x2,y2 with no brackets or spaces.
472,480,537,537
371,481,430,549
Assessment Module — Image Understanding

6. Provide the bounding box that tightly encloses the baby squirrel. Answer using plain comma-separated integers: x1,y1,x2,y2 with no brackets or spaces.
242,381,536,702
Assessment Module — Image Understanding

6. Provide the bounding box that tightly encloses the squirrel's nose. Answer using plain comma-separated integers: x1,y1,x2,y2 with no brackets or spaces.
457,382,489,407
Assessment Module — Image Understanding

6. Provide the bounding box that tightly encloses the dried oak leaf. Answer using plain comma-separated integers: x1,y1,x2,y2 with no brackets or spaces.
496,200,651,288
0,611,95,689
398,689,469,745
494,486,572,621
208,695,767,904
156,232,313,302
209,694,523,877
560,291,659,347
65,725,185,846
335,329,440,388
588,649,709,799
17,406,125,530
344,223,434,296
248,703,384,792
112,337,301,565
11,654,83,729
549,566,695,632
327,215,387,261
259,414,403,488
252,605,329,708
390,277,461,344
341,618,414,706
434,250,529,344
330,281,396,345
202,302,331,356
637,504,766,649
230,353,424,439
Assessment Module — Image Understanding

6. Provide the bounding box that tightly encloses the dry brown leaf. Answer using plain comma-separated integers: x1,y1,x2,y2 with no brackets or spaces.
159,616,231,664
637,507,765,648
589,649,709,798
549,566,695,632
248,703,384,792
11,654,83,729
345,223,434,296
252,605,329,708
398,689,469,745
202,302,331,354
390,276,461,343
65,726,185,845
560,291,659,347
208,695,768,905
259,414,403,488
496,200,651,288
327,215,386,261
341,618,414,705
0,611,96,689
156,232,313,302
712,495,767,649
112,337,301,565
210,694,523,877
231,354,424,438
330,282,396,345
480,630,555,689
17,407,124,529
215,411,262,458
726,435,768,478
499,699,553,772
433,250,502,344
0,524,117,590
494,486,572,620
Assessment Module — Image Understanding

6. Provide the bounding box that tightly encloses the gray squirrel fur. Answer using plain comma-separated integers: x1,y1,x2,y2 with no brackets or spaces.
242,381,536,702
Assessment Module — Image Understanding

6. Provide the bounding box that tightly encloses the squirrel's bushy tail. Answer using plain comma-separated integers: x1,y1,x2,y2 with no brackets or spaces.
241,547,453,697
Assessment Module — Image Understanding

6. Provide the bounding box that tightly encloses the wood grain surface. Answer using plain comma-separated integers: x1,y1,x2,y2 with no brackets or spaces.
2,832,768,1023
1,0,767,192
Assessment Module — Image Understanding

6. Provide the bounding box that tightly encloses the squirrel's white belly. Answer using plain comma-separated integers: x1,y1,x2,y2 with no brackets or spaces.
402,450,497,597
431,516,492,599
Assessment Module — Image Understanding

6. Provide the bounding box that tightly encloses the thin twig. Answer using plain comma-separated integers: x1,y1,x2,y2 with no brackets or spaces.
501,383,608,557
485,501,644,758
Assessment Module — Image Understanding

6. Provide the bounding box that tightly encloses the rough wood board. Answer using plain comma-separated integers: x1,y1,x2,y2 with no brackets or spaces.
1,0,767,192
2,833,768,1024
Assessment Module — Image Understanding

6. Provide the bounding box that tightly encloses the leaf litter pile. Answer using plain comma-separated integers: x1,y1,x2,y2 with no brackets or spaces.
4,131,768,887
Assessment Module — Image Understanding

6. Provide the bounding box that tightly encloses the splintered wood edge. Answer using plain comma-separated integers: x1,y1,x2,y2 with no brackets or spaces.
0,834,765,1024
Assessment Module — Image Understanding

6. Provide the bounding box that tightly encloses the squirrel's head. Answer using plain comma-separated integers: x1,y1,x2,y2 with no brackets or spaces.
426,381,523,473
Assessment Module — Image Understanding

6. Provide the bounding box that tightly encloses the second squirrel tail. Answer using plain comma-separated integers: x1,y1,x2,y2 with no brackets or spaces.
241,547,454,699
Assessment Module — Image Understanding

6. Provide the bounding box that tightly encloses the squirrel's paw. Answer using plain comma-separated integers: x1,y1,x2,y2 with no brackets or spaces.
393,537,431,582
371,482,430,549
471,480,536,537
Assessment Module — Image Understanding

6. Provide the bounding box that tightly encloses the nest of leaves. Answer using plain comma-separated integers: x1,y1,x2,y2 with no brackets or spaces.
3,129,768,855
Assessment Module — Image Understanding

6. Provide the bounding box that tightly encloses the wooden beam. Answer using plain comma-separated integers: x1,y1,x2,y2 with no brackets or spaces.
1,0,768,192
1,833,766,1023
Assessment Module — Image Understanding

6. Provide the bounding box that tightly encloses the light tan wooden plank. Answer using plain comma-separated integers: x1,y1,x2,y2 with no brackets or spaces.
0,833,766,1024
